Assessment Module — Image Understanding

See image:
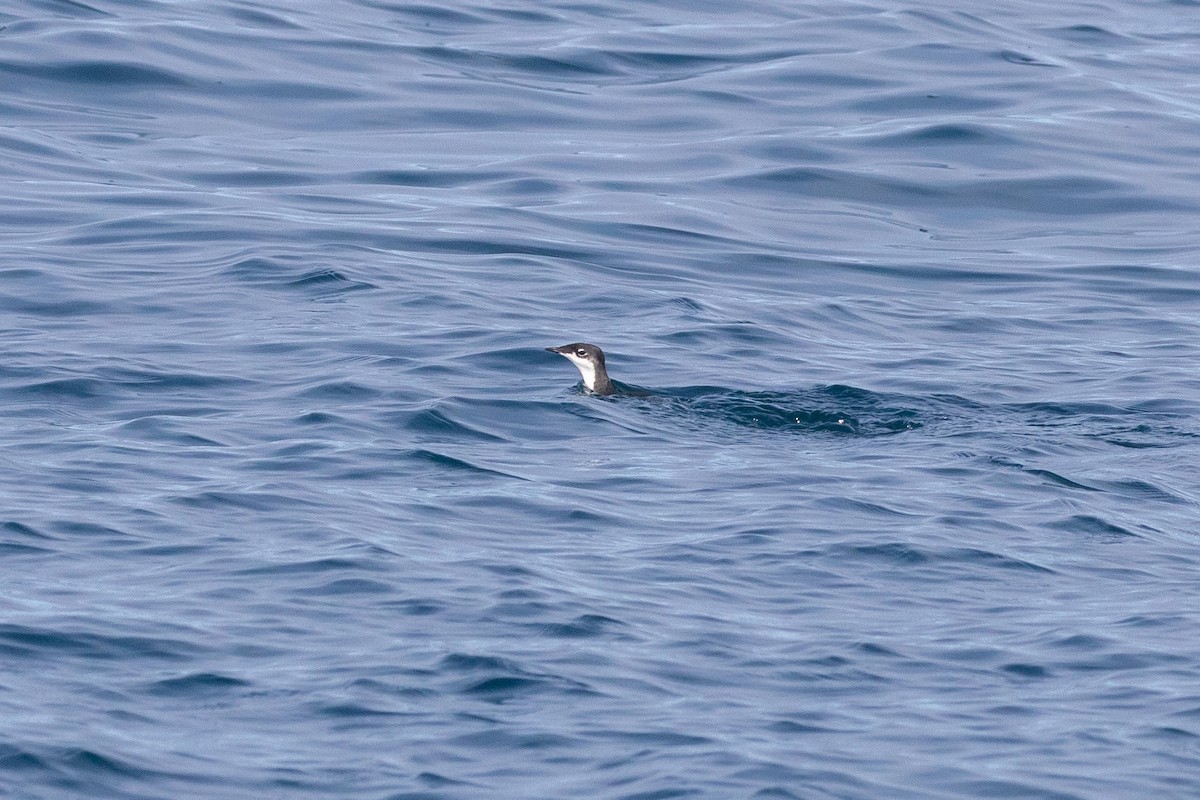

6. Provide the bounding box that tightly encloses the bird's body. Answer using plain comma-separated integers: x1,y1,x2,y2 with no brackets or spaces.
545,342,617,395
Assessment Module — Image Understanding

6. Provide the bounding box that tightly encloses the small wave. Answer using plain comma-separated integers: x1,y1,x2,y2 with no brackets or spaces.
0,623,199,662
404,448,528,480
402,406,509,442
10,377,109,399
235,557,380,577
0,59,191,88
1004,399,1199,449
1048,514,1139,540
147,672,250,698
293,380,380,401
221,258,376,296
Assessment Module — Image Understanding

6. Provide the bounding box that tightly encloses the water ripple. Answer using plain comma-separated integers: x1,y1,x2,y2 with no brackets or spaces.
2,0,1199,798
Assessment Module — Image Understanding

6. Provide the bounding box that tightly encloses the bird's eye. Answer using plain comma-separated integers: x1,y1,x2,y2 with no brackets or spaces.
576,349,587,357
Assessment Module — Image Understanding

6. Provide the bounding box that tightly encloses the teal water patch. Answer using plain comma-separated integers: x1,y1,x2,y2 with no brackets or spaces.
669,385,923,435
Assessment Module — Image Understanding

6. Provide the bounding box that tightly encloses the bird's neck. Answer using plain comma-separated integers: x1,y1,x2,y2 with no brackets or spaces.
588,365,615,395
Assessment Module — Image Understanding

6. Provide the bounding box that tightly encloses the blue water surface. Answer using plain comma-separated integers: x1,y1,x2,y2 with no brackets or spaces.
2,0,1200,798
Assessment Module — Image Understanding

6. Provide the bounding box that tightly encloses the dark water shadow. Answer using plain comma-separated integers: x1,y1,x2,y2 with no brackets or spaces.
589,383,926,437
570,382,1198,447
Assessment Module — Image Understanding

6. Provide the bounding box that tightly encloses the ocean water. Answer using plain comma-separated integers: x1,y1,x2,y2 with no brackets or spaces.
2,0,1200,797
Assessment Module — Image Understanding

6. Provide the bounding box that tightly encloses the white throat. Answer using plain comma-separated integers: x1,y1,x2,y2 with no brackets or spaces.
564,354,598,391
